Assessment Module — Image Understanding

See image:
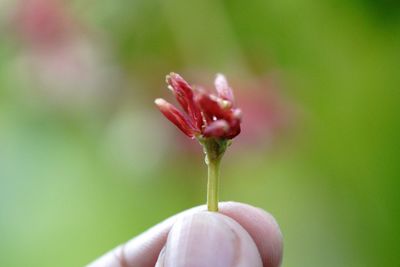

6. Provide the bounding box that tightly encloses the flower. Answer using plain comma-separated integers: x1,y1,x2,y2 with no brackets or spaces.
155,73,242,212
10,0,117,112
155,73,242,140
12,0,73,47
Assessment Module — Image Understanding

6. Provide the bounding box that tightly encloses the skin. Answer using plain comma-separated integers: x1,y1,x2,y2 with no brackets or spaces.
87,201,283,267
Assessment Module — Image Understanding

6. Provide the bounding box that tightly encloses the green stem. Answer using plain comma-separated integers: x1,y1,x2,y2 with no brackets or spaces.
207,157,221,212
200,138,228,212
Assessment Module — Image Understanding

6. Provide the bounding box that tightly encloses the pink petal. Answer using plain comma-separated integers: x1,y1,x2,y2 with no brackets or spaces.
166,73,193,112
224,109,242,138
232,108,243,121
225,120,241,139
155,98,196,137
167,73,203,130
196,92,228,121
203,120,230,138
215,74,234,103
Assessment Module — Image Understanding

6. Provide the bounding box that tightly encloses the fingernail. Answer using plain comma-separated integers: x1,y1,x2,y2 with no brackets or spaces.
157,211,262,267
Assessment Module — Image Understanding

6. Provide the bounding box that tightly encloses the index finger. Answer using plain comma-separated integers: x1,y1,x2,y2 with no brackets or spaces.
87,201,283,267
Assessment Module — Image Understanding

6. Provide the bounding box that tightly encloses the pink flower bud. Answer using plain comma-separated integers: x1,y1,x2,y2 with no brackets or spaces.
155,73,242,140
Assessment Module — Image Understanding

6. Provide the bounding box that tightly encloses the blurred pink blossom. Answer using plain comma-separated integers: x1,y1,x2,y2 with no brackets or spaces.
13,0,74,47
11,0,118,111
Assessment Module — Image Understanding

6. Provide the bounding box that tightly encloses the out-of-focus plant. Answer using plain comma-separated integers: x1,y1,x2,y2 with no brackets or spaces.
10,0,117,111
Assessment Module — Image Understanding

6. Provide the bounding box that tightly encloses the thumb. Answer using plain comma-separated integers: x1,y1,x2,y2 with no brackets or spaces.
155,211,263,267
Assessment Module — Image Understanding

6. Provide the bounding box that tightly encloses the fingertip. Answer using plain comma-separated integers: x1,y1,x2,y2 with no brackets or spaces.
159,211,262,267
219,201,283,267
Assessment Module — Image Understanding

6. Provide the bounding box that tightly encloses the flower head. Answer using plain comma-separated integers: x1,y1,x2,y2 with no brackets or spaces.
155,73,242,212
155,73,242,140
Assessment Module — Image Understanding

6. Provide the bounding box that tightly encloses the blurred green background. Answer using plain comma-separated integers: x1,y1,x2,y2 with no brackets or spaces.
0,0,399,266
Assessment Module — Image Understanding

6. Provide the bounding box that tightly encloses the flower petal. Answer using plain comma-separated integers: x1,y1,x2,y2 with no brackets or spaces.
167,73,203,130
195,92,228,121
155,98,196,137
225,120,241,139
166,73,192,112
203,120,230,138
215,73,234,103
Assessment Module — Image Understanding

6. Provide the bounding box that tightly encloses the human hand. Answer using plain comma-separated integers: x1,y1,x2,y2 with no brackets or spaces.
88,202,283,267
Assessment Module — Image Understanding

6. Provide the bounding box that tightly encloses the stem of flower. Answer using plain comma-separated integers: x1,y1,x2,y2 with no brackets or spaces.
207,157,221,212
200,138,228,212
